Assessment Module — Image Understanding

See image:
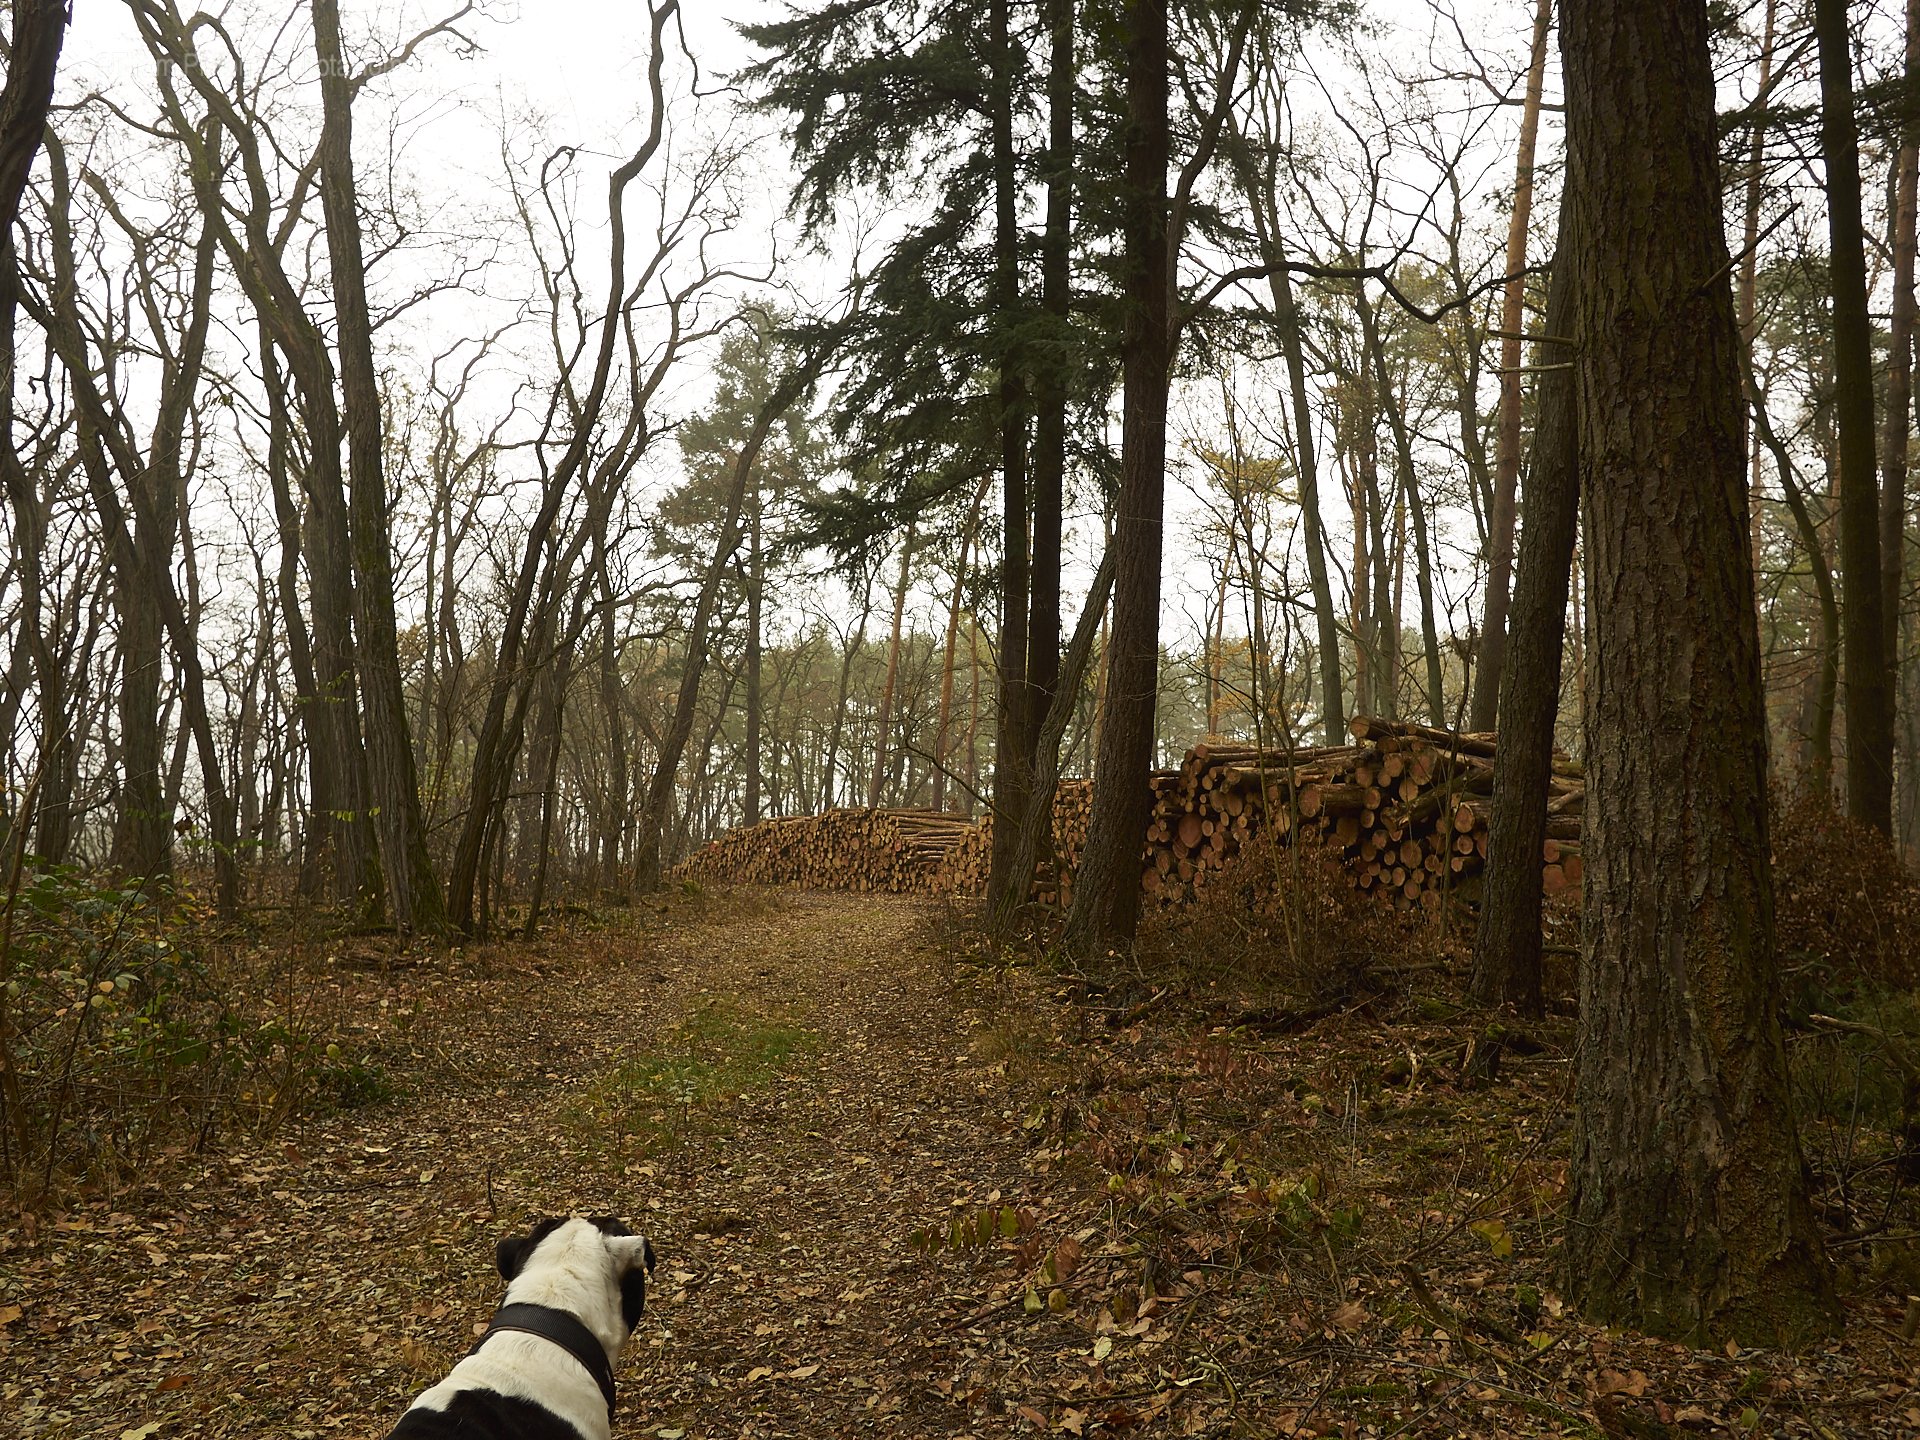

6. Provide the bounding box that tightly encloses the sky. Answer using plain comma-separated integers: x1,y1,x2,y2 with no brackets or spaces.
51,0,1549,677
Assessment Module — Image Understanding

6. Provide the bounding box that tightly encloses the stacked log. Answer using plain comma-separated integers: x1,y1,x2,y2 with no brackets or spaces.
936,778,1103,904
674,718,1583,914
1139,717,1583,914
676,807,979,894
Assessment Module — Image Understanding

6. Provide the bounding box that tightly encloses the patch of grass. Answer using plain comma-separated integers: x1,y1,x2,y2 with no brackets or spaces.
563,995,817,1161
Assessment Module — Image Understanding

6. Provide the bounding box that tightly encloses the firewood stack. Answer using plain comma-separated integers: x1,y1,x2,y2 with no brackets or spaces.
936,778,1101,904
1139,717,1583,914
676,807,979,894
674,718,1583,913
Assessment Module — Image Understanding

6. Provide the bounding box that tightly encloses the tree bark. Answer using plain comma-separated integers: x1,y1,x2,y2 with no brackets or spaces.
1883,0,1918,681
1471,236,1575,1018
1063,0,1168,957
1026,0,1072,782
312,0,449,933
993,547,1114,933
1561,0,1836,1346
0,0,67,876
985,0,1033,902
868,522,916,808
1815,0,1893,833
1470,0,1553,731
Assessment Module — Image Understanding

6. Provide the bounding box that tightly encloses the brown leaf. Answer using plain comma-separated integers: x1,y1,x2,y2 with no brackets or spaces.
1330,1299,1369,1331
1596,1368,1650,1398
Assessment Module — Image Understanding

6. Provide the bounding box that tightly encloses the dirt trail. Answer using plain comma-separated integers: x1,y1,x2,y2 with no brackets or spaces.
11,886,1919,1440
2,888,1044,1439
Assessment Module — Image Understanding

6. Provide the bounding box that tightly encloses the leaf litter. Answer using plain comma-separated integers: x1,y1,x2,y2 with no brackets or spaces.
0,885,1915,1438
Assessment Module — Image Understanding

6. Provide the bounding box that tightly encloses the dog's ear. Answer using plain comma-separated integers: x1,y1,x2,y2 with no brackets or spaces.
608,1234,652,1331
496,1235,531,1282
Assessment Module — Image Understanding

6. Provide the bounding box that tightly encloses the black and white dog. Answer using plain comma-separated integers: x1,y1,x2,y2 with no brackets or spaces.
387,1216,656,1440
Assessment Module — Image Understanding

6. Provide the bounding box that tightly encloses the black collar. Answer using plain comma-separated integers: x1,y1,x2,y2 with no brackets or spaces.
470,1302,617,1424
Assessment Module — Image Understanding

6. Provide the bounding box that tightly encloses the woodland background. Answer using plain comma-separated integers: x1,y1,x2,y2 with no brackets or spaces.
7,0,1892,930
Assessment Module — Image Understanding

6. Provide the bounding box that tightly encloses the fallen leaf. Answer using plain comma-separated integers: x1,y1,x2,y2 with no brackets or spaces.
788,1364,820,1379
745,1366,773,1383
1597,1368,1650,1398
0,1304,20,1326
1330,1299,1369,1331
1060,1408,1087,1435
120,1426,161,1440
1017,1405,1048,1429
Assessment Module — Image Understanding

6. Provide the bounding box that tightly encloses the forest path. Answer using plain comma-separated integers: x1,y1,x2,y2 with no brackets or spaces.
13,885,1917,1440
5,886,1053,1440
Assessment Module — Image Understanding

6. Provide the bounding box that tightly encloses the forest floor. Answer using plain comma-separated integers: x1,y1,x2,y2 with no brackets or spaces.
1,885,1917,1440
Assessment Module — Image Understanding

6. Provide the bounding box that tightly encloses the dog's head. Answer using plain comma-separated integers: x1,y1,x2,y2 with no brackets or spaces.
496,1216,656,1336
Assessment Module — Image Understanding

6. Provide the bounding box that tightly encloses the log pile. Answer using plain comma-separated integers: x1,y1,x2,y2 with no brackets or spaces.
676,807,979,894
673,717,1584,913
1139,716,1584,914
935,779,1099,905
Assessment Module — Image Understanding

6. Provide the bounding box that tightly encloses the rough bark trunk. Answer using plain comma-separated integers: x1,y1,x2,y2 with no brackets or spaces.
1470,0,1553,731
986,0,1033,902
1063,0,1167,957
312,0,448,931
1471,238,1575,1017
1561,0,1837,1346
1883,0,1918,681
1815,0,1893,833
1026,0,1072,782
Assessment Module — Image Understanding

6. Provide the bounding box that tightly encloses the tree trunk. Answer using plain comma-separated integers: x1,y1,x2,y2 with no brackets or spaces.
868,523,916,808
447,0,681,929
1470,0,1553,731
934,475,990,812
1883,0,1919,681
1746,359,1841,799
1815,0,1893,833
1736,0,1777,349
745,475,764,825
632,349,831,889
994,547,1114,932
1361,293,1445,727
1352,327,1396,718
312,0,448,932
1027,0,1072,782
1561,0,1836,1346
259,327,335,895
1471,236,1575,1017
1064,0,1168,957
824,567,875,811
986,0,1033,902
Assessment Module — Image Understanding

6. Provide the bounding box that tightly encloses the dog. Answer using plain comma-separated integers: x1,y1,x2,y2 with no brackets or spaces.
387,1215,655,1440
